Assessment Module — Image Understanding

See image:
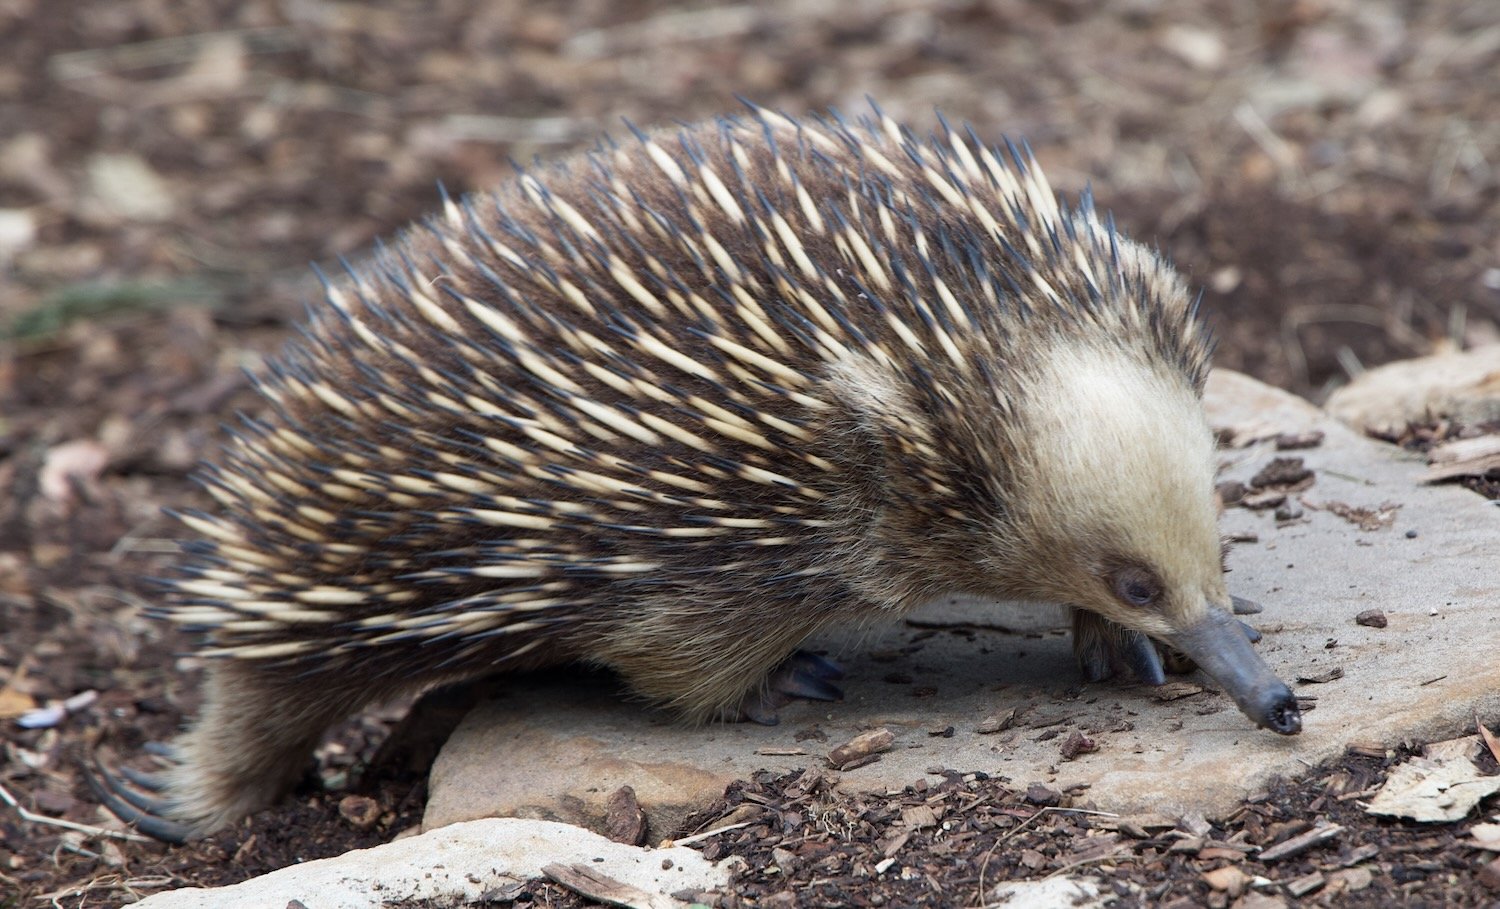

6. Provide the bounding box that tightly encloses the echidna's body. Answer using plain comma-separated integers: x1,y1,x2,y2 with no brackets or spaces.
107,103,1300,840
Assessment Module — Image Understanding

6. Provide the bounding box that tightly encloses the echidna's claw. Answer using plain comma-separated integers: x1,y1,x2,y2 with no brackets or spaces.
83,753,192,844
1231,595,1262,616
1077,641,1112,683
774,671,843,703
783,650,845,683
730,698,782,726
143,741,180,760
724,649,845,725
119,765,169,793
1119,630,1167,686
769,649,844,702
1073,613,1114,683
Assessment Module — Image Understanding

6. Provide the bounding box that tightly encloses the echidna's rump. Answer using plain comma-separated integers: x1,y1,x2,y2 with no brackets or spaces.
93,101,1299,843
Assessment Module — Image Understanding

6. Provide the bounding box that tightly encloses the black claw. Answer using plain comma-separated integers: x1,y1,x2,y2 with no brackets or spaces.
1071,612,1112,683
120,765,168,793
1230,595,1263,616
775,672,844,703
785,650,845,682
769,650,844,702
727,650,848,725
726,697,782,726
142,741,178,759
1120,631,1167,686
94,765,167,816
1076,641,1112,683
82,759,192,844
1237,619,1262,643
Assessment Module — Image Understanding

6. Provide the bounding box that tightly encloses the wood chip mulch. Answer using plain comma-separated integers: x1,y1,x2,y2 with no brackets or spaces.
666,742,1500,908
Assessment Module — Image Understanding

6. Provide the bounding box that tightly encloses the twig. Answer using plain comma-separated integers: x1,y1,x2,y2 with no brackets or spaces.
1003,806,1120,844
49,27,298,80
35,873,179,902
1477,714,1500,764
0,782,152,844
1335,346,1364,379
1318,469,1377,486
564,6,759,58
1257,822,1343,861
1042,850,1139,880
542,862,679,909
1449,303,1468,349
663,819,752,847
1283,302,1427,350
1233,103,1299,176
441,114,590,145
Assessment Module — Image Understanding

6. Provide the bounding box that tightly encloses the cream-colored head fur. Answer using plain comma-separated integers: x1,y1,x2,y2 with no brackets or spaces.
993,339,1227,638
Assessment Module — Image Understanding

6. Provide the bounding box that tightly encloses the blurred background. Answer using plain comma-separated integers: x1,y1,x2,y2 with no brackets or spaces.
3,0,1497,405
0,0,1497,896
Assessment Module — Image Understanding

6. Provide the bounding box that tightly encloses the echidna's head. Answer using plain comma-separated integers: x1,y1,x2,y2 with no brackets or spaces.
990,340,1300,734
1000,341,1228,637
834,328,1299,735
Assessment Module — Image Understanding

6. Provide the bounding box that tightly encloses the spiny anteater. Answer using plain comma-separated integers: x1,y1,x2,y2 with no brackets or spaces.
93,102,1301,842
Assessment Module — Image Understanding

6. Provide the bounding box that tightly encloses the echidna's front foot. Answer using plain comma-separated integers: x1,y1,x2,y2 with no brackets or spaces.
83,748,194,844
1074,613,1168,685
724,650,844,726
1073,604,1264,687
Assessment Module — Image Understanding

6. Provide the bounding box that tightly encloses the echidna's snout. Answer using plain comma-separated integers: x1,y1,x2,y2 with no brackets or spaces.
1167,607,1302,735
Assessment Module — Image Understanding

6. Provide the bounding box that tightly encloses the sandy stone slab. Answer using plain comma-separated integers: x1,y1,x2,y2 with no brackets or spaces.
426,371,1500,834
131,818,728,908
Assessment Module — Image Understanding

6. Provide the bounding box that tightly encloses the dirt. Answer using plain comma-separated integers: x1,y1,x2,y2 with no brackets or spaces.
2,0,1498,905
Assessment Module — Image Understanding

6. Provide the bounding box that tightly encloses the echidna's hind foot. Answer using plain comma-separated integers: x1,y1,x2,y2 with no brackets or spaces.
92,661,381,841
84,753,193,844
1073,606,1267,687
722,650,845,725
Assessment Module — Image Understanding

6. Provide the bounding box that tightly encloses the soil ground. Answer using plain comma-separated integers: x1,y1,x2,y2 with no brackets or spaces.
2,0,1498,905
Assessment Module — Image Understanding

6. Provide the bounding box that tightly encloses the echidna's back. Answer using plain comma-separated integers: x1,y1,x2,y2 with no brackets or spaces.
166,104,1207,696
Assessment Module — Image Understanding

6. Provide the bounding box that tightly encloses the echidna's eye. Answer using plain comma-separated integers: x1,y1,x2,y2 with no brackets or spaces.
1110,565,1163,608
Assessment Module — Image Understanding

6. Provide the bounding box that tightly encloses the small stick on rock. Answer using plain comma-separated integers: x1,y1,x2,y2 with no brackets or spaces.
1257,822,1344,862
542,862,679,909
828,728,895,769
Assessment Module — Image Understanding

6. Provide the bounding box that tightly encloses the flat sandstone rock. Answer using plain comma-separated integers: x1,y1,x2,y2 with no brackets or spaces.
425,369,1500,835
131,818,727,908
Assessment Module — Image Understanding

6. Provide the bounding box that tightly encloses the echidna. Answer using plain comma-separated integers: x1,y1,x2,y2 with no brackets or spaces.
93,102,1300,843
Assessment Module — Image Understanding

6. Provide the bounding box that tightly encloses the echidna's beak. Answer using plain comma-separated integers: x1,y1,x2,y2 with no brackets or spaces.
1167,607,1302,735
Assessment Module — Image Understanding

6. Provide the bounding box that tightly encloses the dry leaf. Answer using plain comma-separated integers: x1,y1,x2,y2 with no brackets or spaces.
1365,736,1500,822
0,685,36,719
